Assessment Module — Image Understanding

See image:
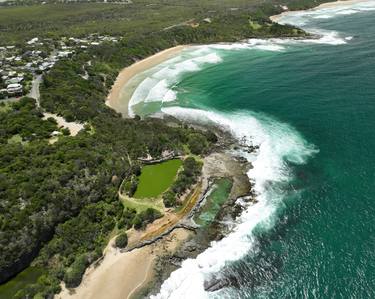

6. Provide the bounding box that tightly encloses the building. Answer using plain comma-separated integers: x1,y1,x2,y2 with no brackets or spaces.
7,83,23,95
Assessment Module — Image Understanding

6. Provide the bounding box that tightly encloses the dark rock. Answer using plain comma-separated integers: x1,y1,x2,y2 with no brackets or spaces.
204,277,230,292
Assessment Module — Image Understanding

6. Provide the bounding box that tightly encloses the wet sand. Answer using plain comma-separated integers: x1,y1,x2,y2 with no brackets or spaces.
106,45,187,117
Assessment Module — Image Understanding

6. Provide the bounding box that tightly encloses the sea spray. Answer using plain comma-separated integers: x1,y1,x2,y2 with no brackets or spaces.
150,108,318,299
124,3,375,297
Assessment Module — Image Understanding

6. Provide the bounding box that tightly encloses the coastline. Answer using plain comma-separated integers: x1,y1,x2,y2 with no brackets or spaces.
57,228,193,299
62,0,367,298
106,45,187,118
105,0,369,119
270,0,369,22
56,141,253,299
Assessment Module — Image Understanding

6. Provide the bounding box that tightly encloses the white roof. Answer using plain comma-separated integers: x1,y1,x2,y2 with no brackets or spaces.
27,37,39,45
7,83,22,88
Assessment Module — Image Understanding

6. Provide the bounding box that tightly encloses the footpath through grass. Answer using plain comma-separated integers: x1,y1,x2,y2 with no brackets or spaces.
133,159,182,199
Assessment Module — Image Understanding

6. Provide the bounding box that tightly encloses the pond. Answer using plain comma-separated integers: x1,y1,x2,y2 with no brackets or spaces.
133,159,182,199
194,178,232,226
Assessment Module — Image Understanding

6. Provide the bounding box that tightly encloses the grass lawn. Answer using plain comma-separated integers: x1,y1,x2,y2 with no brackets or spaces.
134,159,182,199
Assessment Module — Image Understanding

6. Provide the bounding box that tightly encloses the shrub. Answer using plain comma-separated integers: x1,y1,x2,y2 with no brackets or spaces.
133,208,162,230
63,255,89,288
115,233,128,248
188,133,208,155
163,191,177,207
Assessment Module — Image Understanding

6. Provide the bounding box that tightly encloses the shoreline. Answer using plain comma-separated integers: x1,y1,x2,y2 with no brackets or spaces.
106,45,187,118
105,0,369,119
57,228,193,299
270,0,369,22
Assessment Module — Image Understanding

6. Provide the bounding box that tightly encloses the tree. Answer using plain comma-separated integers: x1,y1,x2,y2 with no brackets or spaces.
188,133,208,155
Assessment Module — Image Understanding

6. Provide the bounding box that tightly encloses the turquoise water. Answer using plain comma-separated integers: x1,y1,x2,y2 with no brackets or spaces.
194,178,233,227
129,2,375,298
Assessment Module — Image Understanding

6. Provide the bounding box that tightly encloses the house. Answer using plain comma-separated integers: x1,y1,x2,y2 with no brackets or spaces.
51,131,62,137
8,71,16,77
57,51,73,58
5,77,22,85
7,83,23,95
27,37,39,45
5,56,15,62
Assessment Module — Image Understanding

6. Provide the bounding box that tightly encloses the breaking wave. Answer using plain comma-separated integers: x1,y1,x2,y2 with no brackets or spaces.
276,0,375,26
150,107,318,299
122,2,373,298
128,4,361,117
128,51,222,115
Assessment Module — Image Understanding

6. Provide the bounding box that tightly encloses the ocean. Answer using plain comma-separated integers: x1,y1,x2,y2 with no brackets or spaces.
127,1,375,298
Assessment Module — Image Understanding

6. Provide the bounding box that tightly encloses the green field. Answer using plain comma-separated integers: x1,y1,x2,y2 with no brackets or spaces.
0,267,45,298
134,159,182,199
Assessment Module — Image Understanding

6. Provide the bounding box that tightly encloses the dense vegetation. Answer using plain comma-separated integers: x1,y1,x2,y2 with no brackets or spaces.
0,98,58,143
0,0,331,45
163,157,202,208
0,96,214,297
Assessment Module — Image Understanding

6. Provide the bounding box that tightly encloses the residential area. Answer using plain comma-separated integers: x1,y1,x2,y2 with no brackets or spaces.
0,33,120,100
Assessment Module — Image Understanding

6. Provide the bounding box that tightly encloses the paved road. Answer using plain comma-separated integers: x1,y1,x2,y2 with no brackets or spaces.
29,74,42,106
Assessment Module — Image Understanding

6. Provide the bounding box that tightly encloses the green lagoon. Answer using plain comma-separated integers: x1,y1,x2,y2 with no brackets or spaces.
134,159,182,199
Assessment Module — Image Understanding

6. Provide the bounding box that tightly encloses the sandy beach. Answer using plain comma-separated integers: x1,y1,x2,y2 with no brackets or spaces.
57,228,192,299
270,0,369,22
106,45,187,118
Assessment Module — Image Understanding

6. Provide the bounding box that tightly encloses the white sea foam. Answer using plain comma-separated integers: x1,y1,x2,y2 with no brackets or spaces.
150,107,318,299
277,0,375,25
128,52,223,116
128,31,346,116
138,1,374,298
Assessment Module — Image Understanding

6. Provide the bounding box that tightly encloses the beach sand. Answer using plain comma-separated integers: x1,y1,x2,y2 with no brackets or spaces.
43,112,84,136
270,0,369,22
106,45,187,118
57,228,192,299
